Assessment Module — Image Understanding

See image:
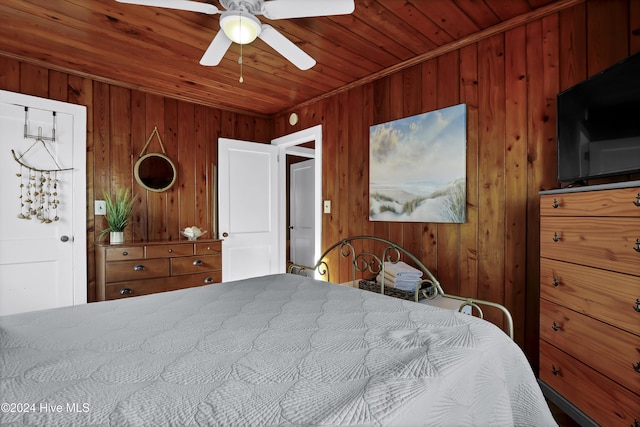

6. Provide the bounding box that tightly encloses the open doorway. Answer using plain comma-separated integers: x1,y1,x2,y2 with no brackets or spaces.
287,147,315,266
272,125,322,271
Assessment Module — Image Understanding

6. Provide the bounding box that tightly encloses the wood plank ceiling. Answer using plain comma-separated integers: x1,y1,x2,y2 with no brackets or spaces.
0,0,564,116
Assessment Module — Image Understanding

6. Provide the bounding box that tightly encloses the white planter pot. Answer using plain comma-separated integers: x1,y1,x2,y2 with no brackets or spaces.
110,231,124,245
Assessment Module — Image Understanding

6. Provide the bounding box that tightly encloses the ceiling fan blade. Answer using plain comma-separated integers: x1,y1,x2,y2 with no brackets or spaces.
116,0,219,14
262,0,354,20
199,31,232,66
258,24,316,70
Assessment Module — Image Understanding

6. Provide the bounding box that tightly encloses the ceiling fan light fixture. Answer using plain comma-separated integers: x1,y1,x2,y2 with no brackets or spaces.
220,11,261,45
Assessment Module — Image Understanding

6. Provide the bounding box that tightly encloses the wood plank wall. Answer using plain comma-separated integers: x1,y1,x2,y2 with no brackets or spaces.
273,0,640,360
0,59,272,303
0,0,638,363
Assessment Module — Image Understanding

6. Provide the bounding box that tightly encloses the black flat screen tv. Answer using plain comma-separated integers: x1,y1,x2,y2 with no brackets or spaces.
557,51,640,183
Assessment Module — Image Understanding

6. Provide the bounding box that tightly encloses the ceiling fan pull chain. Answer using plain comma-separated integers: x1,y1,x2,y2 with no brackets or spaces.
238,12,244,83
239,36,244,83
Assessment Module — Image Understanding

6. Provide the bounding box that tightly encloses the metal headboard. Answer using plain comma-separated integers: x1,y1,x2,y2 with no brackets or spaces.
287,235,514,340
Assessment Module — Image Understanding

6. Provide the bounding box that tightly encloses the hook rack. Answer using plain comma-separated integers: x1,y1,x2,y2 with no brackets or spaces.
12,107,71,173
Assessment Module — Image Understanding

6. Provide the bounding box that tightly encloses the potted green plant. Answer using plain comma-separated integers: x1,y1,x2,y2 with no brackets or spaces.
100,188,136,244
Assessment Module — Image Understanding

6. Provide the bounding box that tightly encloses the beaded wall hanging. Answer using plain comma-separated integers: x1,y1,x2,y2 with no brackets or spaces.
11,107,72,224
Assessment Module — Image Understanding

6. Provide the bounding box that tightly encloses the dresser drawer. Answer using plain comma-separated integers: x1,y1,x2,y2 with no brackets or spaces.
171,254,221,276
540,258,640,335
166,271,222,291
540,188,640,216
195,241,221,255
105,278,168,299
145,243,194,258
540,340,640,426
540,216,640,276
105,246,144,261
540,299,640,394
105,258,170,282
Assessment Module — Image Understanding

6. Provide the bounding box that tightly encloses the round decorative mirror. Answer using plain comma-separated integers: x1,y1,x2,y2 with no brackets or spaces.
134,153,177,192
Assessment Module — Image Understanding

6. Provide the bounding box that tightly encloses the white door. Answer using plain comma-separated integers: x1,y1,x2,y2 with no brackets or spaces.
289,159,315,266
218,138,280,281
0,90,86,316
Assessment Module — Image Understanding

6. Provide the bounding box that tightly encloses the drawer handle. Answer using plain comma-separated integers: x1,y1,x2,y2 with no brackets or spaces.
634,239,640,253
552,276,560,287
207,246,211,251
122,251,128,256
633,361,640,374
134,264,145,271
168,249,173,253
551,365,560,376
634,298,640,313
204,277,214,284
552,232,560,242
120,288,133,295
552,198,559,209
552,321,560,332
634,193,640,207
193,259,203,266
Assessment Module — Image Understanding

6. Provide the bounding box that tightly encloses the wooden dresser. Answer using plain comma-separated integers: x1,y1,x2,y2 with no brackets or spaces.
539,182,640,426
95,239,222,301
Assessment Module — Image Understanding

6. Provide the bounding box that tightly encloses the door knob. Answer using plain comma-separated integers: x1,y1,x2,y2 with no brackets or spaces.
222,232,229,237
60,235,70,242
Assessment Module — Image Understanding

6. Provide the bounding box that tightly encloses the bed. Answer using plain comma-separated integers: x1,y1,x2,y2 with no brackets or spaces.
0,236,556,426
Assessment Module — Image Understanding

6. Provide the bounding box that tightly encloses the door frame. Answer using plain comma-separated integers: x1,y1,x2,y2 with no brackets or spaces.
271,125,322,269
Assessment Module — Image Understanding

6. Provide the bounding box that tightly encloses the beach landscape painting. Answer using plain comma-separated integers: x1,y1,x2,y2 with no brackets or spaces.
369,103,466,223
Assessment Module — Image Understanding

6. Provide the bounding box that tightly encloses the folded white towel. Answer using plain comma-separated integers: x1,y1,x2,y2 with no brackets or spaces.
377,272,421,291
383,271,419,284
383,261,423,278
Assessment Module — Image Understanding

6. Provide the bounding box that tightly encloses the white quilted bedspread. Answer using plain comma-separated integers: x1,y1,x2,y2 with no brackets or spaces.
0,274,557,426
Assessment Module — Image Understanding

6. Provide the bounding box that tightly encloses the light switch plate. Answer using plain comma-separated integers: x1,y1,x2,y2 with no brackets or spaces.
323,200,331,214
95,200,106,215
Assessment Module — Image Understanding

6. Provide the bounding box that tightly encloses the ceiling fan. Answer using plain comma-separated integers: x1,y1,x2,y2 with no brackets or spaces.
116,0,355,70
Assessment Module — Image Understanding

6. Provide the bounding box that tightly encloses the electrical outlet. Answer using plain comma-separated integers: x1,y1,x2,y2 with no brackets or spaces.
323,200,331,214
95,200,106,215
